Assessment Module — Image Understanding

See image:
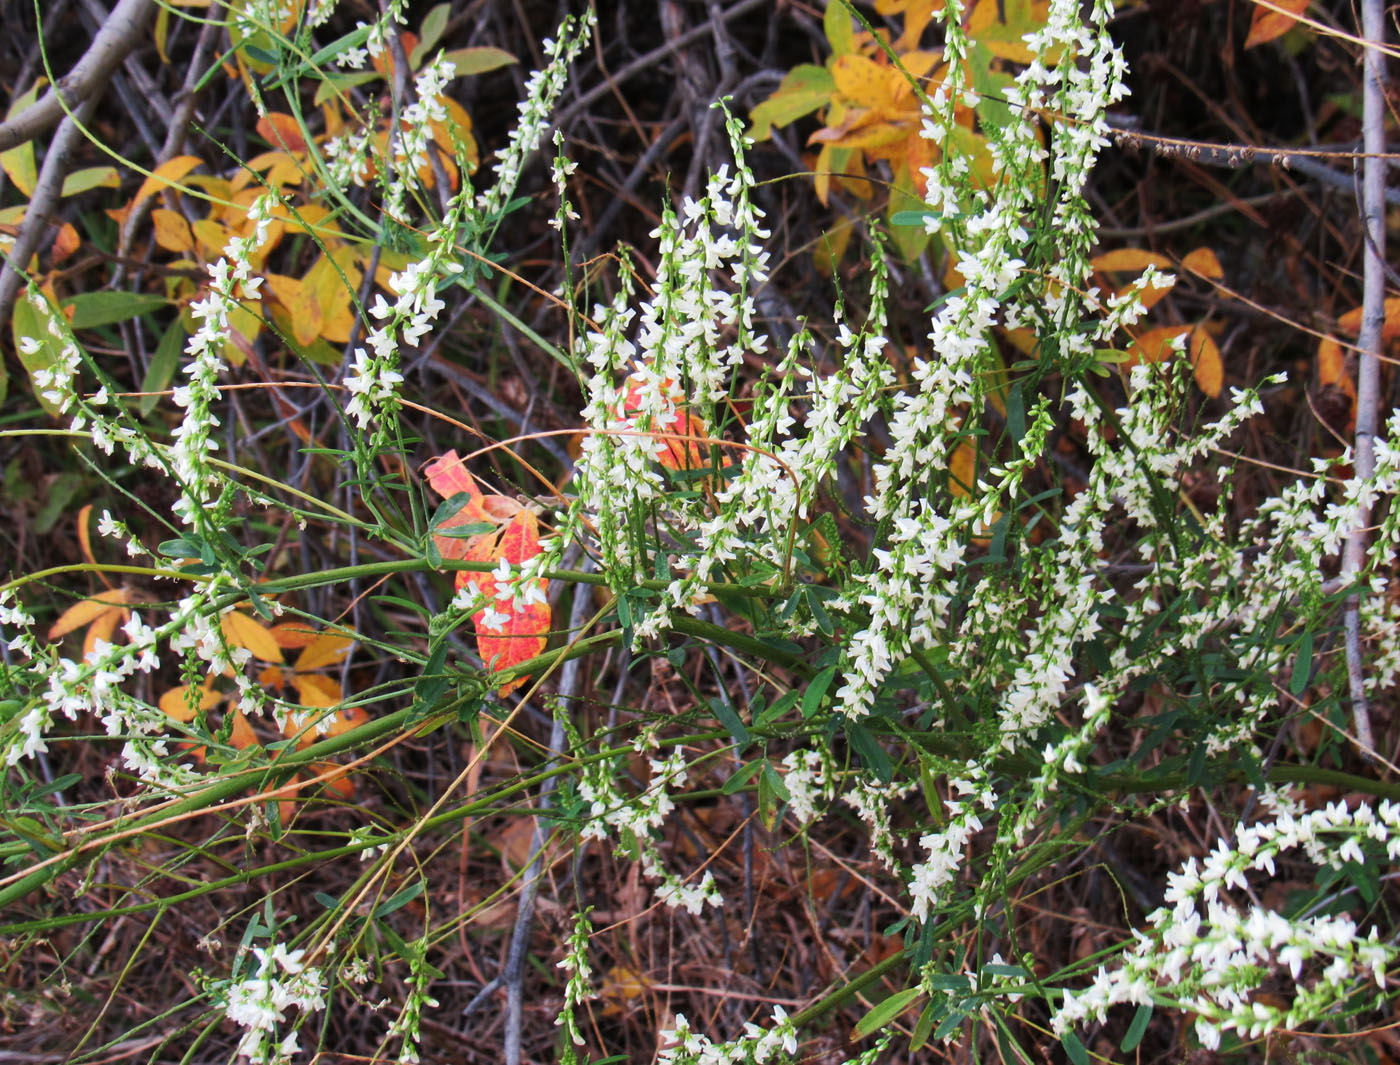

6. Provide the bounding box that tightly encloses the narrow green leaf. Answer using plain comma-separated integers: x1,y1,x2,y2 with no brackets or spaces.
1290,631,1313,696
802,666,837,719
1121,1002,1152,1052
852,986,922,1040
139,316,187,416
1060,1030,1089,1065
709,695,749,747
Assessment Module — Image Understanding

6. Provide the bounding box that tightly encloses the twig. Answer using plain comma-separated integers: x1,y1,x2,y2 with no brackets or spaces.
0,94,99,336
500,566,595,1065
0,0,155,153
1341,0,1389,758
1105,119,1400,207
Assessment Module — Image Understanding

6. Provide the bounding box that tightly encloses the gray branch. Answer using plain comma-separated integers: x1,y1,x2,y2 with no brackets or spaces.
0,0,156,153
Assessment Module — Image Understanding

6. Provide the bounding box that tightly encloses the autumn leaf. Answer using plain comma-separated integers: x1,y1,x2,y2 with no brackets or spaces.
1245,0,1310,48
424,449,507,560
454,509,550,697
424,450,552,695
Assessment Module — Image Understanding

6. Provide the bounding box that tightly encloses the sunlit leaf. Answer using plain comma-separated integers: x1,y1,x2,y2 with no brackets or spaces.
221,611,284,663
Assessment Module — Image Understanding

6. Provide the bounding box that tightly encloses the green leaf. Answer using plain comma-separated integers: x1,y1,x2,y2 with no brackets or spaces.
1290,631,1313,696
910,998,944,1051
824,0,854,57
852,986,923,1040
845,721,892,782
1060,1030,1090,1065
439,47,517,76
313,70,379,107
60,166,121,197
747,65,833,140
802,666,837,719
412,4,452,66
1121,1002,1152,1052
756,690,799,727
757,761,789,830
721,759,762,794
140,315,186,416
373,880,425,918
64,291,167,329
709,695,750,748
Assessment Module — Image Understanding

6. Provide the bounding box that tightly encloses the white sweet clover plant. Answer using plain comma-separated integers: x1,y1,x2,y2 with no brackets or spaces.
7,0,1400,1060
563,0,1400,1059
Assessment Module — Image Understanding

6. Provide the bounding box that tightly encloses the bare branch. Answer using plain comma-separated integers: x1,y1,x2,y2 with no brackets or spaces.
1341,0,1390,757
0,0,156,154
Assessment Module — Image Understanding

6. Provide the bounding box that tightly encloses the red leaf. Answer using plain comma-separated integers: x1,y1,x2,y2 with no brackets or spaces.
619,374,712,471
455,510,550,696
425,449,498,559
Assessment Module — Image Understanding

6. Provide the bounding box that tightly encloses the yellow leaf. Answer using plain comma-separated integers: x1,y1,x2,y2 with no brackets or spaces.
1091,248,1174,274
1189,326,1223,397
191,218,232,261
290,673,343,711
221,611,284,662
48,597,115,641
1245,0,1310,48
294,629,355,672
832,55,902,111
130,155,205,213
151,209,194,253
1180,246,1224,280
160,681,221,723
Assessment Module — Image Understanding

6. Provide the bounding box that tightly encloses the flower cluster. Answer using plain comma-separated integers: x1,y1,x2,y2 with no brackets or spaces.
1053,789,1397,1051
220,943,327,1065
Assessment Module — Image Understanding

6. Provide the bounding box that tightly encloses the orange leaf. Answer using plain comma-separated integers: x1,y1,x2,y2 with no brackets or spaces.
1189,326,1223,398
1091,248,1173,274
82,604,127,661
283,703,369,748
619,374,714,471
1127,324,1194,367
1338,296,1400,341
229,711,259,750
269,621,320,649
1180,247,1224,280
289,673,344,710
1245,0,1310,48
458,510,550,697
256,112,307,154
51,223,80,263
48,596,115,641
